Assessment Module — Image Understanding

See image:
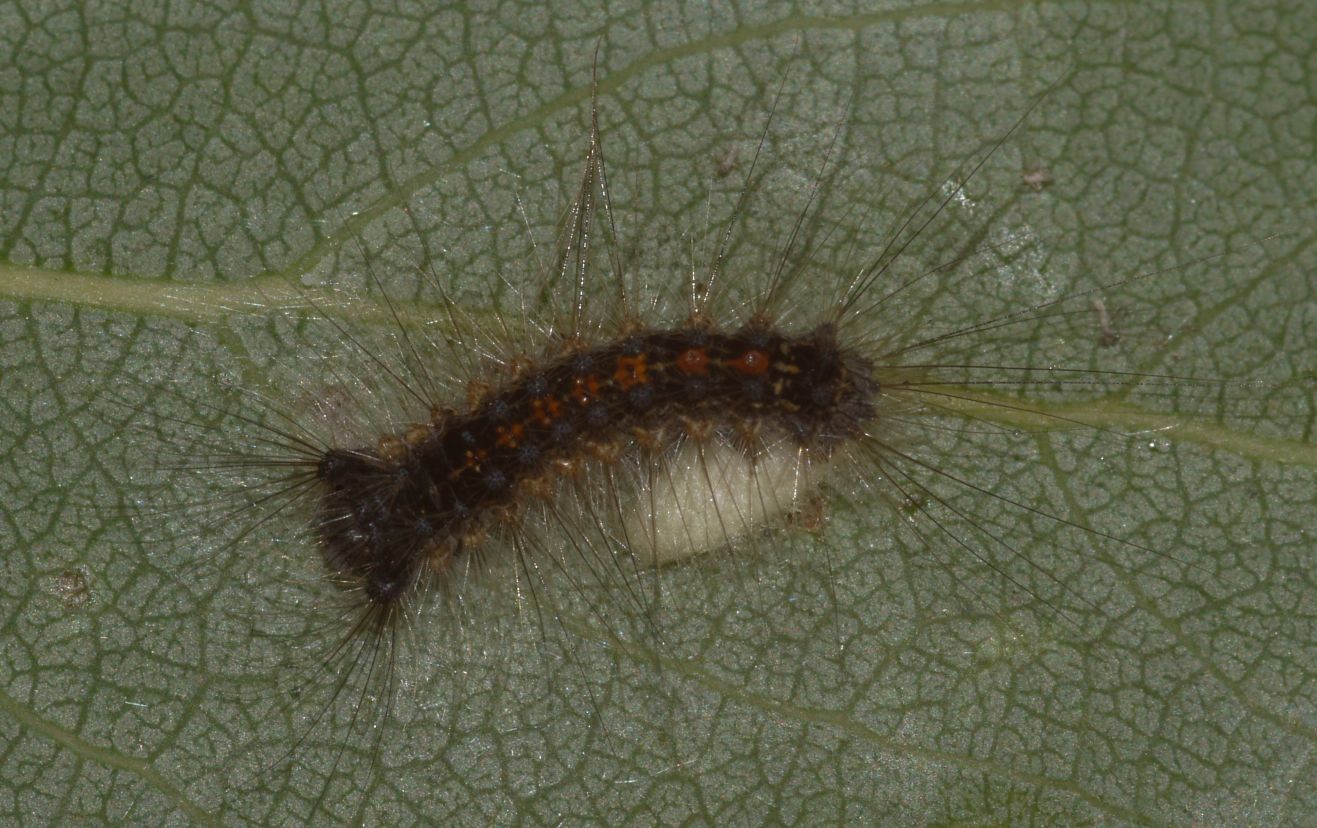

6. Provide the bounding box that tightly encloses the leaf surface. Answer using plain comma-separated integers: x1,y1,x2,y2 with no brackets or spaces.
0,2,1313,825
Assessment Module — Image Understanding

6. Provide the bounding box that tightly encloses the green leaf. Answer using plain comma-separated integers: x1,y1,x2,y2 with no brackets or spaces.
1,2,1313,825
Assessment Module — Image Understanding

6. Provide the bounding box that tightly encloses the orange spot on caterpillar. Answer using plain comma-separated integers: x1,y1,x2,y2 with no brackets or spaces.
455,446,488,478
613,354,648,388
571,375,600,406
495,423,524,449
530,396,561,425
